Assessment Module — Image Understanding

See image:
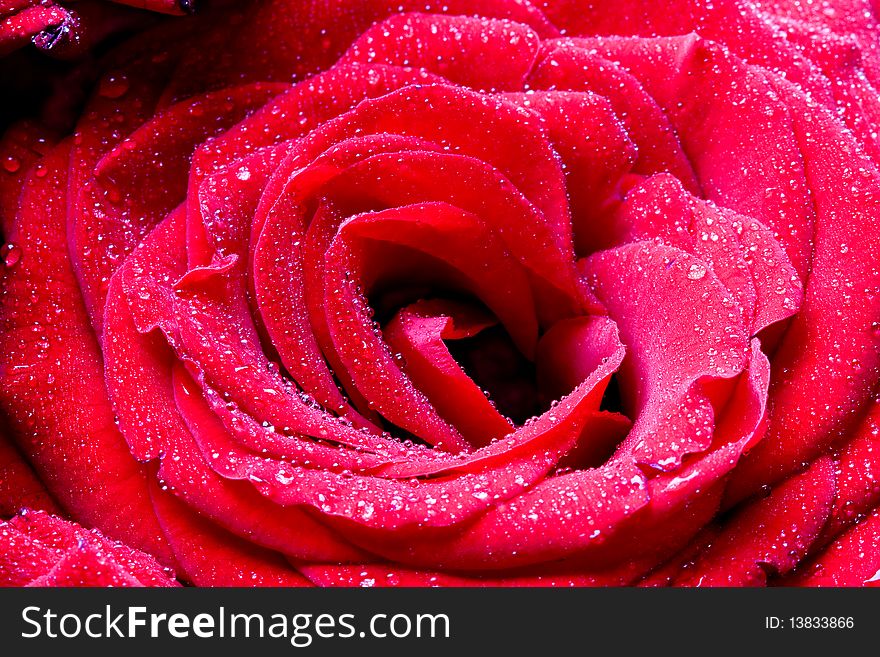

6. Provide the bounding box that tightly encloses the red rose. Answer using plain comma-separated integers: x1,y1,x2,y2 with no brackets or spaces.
1,0,879,587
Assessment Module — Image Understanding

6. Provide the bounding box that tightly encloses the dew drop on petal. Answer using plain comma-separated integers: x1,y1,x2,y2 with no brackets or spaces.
2,243,21,268
2,156,20,173
687,263,707,280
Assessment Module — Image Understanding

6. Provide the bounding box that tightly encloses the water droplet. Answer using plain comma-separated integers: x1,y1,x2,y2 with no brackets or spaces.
2,243,21,267
2,156,20,173
275,470,294,485
98,73,130,99
687,263,707,280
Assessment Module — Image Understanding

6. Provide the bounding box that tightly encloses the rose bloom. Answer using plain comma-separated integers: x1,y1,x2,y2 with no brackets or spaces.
1,0,879,588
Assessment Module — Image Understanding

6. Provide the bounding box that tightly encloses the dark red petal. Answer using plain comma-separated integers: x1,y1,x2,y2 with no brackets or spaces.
356,461,649,571
785,505,880,587
341,13,541,92
583,35,816,280
541,1,834,110
383,300,514,447
300,561,648,587
161,0,557,98
150,486,310,587
2,511,177,587
527,41,700,194
0,522,55,586
615,174,803,335
0,143,173,564
0,425,60,517
71,83,283,333
582,241,749,470
26,548,147,587
675,457,836,586
502,90,638,257
823,398,880,539
0,120,55,236
637,526,719,587
727,84,880,502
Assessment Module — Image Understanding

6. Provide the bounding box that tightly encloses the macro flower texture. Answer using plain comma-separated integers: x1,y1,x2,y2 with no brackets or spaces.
1,0,879,588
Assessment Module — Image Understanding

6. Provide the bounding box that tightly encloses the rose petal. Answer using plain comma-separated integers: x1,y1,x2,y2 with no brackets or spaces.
0,142,174,564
